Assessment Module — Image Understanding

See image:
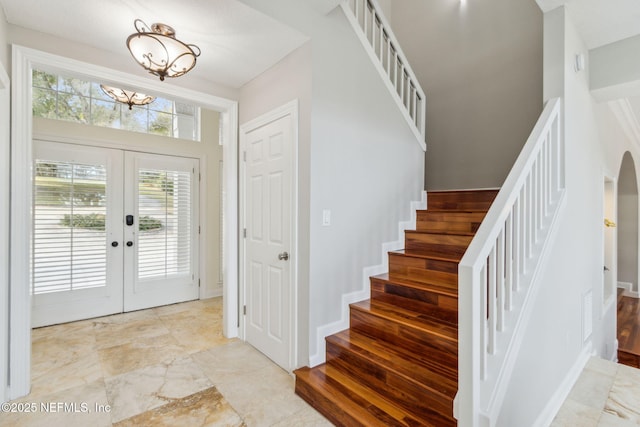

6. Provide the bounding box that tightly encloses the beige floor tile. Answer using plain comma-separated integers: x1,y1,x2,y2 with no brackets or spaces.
192,341,275,385
1,379,112,427
605,364,640,423
551,398,601,427
94,317,171,350
98,333,185,377
104,356,213,423
598,412,640,427
113,386,245,427
271,406,333,427
215,364,309,426
31,350,104,398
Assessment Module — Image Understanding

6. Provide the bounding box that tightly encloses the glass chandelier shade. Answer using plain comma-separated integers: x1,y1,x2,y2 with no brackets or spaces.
126,19,201,81
100,85,156,109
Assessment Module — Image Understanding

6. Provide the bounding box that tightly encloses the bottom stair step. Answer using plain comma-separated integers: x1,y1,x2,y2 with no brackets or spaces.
295,365,456,427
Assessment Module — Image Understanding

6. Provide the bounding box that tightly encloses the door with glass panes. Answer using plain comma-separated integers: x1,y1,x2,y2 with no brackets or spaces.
32,141,199,327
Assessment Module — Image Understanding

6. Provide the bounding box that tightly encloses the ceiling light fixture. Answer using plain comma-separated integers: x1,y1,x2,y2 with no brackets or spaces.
100,85,156,110
126,19,201,81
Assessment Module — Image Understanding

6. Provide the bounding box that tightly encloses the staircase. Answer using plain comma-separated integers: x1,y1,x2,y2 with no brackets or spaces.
295,189,499,426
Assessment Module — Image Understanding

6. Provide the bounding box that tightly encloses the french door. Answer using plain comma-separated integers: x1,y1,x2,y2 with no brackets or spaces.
32,141,199,327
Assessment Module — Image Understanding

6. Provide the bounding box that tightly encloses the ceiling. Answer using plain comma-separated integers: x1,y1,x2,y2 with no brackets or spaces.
0,0,309,88
537,0,640,49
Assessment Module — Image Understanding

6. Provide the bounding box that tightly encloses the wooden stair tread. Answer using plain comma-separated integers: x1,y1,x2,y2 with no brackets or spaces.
329,329,458,390
390,249,462,263
406,229,477,237
351,299,458,342
295,365,455,427
372,273,458,298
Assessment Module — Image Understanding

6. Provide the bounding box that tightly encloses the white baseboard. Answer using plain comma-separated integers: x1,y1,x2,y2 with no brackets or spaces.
308,191,427,367
618,282,639,298
534,342,593,427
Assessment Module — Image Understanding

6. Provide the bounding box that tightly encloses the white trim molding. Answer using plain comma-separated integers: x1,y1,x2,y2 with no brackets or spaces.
9,45,239,400
0,61,10,404
309,190,427,367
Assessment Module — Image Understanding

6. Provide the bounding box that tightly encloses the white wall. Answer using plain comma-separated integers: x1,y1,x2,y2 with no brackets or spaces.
591,35,640,101
237,0,425,364
239,42,313,366
390,0,543,190
496,6,616,425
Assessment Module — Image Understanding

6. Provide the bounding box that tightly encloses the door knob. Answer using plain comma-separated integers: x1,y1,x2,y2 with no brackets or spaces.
111,241,119,247
126,241,134,247
278,252,289,261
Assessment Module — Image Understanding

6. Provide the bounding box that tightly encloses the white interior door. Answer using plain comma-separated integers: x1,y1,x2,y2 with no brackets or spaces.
123,152,199,312
33,142,200,326
243,113,293,370
32,141,124,327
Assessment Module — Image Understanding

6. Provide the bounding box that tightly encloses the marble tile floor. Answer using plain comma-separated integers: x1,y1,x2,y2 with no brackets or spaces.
0,298,332,427
552,356,640,426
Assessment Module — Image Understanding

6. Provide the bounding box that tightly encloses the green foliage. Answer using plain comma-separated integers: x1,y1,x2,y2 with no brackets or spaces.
139,216,163,231
60,213,106,230
59,214,163,231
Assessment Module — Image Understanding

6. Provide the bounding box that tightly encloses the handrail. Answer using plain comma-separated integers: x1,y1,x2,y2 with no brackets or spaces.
340,0,427,151
456,98,564,426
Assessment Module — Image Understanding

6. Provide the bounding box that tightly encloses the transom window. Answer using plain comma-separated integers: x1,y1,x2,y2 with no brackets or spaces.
32,69,200,141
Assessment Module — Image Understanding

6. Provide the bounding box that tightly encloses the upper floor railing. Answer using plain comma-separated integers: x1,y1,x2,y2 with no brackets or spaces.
340,0,427,150
456,98,565,426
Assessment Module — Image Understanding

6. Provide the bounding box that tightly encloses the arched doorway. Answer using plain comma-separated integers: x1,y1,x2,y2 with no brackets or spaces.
617,152,639,295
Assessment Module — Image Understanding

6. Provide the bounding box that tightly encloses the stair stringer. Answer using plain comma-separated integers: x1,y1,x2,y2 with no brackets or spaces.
309,190,426,367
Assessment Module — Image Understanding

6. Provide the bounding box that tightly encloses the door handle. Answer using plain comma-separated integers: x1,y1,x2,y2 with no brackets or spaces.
126,241,134,247
111,241,119,247
278,252,289,261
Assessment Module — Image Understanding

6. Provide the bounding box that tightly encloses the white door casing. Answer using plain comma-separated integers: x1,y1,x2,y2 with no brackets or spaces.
10,45,238,401
241,100,298,371
0,61,10,404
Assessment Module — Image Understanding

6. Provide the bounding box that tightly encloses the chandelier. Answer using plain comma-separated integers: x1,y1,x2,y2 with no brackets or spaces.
100,85,156,109
126,19,201,81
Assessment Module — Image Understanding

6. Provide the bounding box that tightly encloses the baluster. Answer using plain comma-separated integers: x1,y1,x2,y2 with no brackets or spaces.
363,1,368,36
394,54,399,92
488,246,497,355
399,65,405,101
505,212,513,310
527,173,533,259
386,37,391,76
480,262,488,380
538,152,543,230
533,161,539,238
543,137,549,217
497,227,505,331
514,197,521,291
379,20,384,61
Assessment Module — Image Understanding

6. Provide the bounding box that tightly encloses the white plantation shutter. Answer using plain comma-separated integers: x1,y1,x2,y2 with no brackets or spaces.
33,160,108,294
137,168,192,280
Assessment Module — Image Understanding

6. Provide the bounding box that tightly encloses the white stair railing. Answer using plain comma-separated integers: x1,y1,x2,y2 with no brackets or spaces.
340,0,426,151
456,98,564,426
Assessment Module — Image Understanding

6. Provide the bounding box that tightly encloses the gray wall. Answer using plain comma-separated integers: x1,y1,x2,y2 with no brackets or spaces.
239,42,313,366
390,0,543,190
618,151,639,291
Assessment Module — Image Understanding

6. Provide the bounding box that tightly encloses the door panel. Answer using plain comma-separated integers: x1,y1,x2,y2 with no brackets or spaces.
32,141,124,327
244,114,292,370
123,152,199,311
